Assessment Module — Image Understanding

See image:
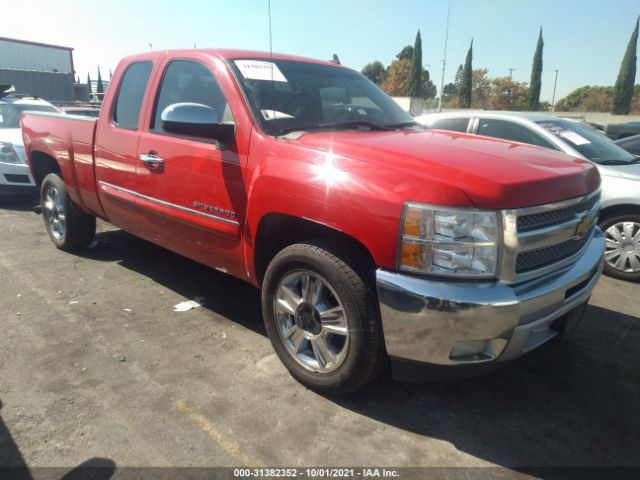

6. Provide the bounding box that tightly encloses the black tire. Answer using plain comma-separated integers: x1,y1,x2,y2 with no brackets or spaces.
40,173,96,251
599,214,640,282
261,239,386,394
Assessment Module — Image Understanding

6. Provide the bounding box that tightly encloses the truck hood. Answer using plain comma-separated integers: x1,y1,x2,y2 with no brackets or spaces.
292,129,600,209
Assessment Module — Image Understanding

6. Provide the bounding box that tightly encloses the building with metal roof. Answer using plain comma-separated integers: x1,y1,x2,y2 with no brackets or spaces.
0,37,75,102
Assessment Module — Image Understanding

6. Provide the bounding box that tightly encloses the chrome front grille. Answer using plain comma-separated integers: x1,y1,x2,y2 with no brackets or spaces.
517,194,600,233
515,227,594,273
500,190,601,283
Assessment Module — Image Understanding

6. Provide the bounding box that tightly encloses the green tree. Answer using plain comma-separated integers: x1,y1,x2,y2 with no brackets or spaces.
555,85,615,112
423,70,437,99
380,58,411,96
459,40,473,108
527,27,544,110
454,64,463,86
86,73,92,96
362,61,386,84
490,77,529,110
97,67,104,94
611,17,639,114
331,53,341,65
407,30,423,97
396,45,414,60
471,68,491,109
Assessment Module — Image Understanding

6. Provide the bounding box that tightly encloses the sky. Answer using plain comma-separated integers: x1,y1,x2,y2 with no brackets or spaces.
3,0,639,102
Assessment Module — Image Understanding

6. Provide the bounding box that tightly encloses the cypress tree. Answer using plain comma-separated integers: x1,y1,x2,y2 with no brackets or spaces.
97,67,104,94
611,17,639,114
459,40,473,108
86,73,92,96
527,27,544,111
407,30,423,98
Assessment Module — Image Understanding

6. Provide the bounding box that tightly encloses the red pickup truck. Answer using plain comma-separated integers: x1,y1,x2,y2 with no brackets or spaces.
22,49,604,393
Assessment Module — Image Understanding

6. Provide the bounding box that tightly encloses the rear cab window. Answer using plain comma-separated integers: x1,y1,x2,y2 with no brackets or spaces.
113,61,153,130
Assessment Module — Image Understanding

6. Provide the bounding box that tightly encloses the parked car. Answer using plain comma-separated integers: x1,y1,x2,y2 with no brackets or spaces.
604,122,640,140
0,86,59,195
416,111,640,282
59,106,101,118
22,50,603,393
615,133,640,157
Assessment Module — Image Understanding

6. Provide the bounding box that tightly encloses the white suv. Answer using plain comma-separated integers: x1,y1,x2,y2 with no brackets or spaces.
0,88,59,195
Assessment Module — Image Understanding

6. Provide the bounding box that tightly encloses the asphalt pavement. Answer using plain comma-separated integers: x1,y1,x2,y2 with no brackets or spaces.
1,195,639,479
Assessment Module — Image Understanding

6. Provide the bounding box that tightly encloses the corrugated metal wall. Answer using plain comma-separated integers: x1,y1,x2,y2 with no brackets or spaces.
0,70,75,102
0,39,73,73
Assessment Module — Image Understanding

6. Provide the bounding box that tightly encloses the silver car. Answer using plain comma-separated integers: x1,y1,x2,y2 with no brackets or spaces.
0,89,59,195
415,111,640,281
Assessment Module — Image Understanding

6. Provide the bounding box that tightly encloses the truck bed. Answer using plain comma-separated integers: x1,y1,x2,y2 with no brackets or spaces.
21,111,103,217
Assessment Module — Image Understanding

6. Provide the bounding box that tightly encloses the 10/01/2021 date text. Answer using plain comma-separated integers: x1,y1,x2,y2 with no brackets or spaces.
233,468,400,478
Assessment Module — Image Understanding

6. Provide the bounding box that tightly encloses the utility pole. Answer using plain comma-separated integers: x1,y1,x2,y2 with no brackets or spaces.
508,68,515,79
551,69,559,111
438,0,452,112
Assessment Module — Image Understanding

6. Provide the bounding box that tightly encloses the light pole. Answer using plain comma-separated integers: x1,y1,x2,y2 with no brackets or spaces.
551,69,559,112
438,0,452,112
507,68,515,108
148,43,153,51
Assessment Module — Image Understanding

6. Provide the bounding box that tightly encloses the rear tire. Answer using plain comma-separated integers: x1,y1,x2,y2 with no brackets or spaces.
599,214,640,282
41,173,96,251
261,239,386,394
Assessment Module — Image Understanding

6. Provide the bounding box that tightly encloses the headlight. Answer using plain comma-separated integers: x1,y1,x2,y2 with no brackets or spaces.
0,142,21,164
398,203,500,278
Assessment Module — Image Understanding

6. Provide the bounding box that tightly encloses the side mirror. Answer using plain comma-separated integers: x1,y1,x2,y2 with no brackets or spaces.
161,102,235,147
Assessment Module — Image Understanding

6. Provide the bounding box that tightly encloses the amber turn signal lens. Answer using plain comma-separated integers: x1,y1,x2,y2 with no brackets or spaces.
403,208,423,237
399,242,422,269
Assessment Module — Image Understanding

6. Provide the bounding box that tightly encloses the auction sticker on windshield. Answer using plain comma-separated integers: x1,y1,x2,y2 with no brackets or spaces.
560,131,590,145
235,60,287,82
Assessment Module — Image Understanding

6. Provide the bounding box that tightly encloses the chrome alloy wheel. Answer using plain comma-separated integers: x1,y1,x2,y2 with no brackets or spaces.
43,185,66,240
274,270,349,373
605,221,640,273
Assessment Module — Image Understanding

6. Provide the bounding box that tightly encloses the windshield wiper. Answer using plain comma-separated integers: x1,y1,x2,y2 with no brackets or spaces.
598,159,639,165
277,120,390,137
385,121,423,129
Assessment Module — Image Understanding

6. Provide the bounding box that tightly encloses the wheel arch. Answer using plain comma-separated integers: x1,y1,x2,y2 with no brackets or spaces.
30,150,62,188
599,203,640,222
253,213,377,287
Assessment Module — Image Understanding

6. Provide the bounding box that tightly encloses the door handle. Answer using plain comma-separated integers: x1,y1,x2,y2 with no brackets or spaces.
139,152,164,170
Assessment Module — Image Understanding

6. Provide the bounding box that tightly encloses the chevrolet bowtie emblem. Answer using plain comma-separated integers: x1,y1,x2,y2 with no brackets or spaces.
574,213,593,238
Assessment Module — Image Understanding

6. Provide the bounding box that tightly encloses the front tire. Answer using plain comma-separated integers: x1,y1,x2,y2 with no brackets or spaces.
600,214,640,282
41,173,96,251
261,240,386,394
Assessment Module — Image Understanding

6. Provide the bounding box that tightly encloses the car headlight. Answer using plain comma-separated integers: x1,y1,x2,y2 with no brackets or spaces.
0,142,21,164
398,203,500,278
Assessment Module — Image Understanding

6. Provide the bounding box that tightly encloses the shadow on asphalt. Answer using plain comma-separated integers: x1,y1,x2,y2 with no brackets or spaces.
0,400,116,479
0,195,38,213
76,228,266,336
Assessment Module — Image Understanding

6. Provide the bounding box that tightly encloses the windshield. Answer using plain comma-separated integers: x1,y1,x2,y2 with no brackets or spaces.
228,58,415,136
0,103,58,129
537,119,637,164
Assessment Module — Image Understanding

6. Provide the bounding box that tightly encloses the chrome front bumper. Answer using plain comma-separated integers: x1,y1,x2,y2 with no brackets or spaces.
376,228,604,371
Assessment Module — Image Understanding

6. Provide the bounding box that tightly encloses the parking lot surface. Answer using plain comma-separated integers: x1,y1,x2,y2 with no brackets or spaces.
1,196,639,477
